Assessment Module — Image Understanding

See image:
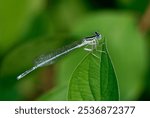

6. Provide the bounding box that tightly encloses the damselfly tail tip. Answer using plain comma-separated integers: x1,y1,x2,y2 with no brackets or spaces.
17,75,22,80
16,69,30,80
17,67,37,80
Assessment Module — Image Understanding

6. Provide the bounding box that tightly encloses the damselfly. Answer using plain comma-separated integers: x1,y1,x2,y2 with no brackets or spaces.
17,32,102,80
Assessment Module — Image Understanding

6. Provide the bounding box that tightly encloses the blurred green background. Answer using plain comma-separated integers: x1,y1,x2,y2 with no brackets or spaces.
0,0,150,100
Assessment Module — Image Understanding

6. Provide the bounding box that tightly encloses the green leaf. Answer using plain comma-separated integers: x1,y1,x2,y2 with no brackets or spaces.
68,42,119,100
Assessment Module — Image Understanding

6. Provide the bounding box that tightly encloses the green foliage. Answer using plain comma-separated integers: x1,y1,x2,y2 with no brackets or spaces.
68,42,119,100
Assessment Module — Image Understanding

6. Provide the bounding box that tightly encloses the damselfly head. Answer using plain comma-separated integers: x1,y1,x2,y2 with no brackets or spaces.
95,32,102,40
